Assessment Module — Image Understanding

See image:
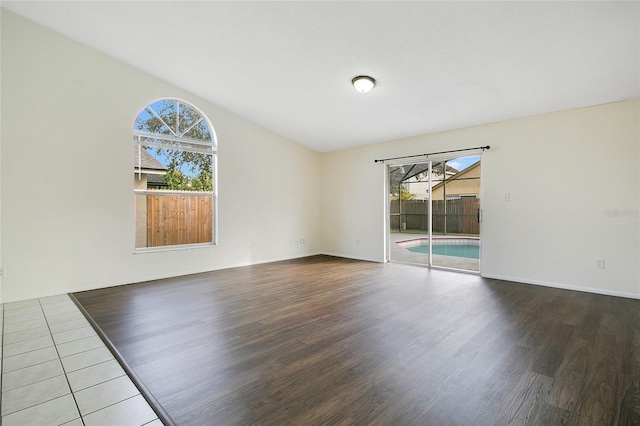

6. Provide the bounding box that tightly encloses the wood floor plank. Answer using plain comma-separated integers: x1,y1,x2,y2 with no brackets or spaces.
572,329,623,425
488,370,554,425
548,336,591,413
454,344,535,425
620,330,640,425
72,255,640,425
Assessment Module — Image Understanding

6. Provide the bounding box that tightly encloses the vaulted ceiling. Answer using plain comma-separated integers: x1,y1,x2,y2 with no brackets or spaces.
3,1,639,152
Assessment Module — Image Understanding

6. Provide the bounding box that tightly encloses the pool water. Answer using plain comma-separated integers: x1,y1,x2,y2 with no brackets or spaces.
408,244,479,259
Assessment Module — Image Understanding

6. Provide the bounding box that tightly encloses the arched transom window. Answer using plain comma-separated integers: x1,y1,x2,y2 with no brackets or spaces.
134,99,217,249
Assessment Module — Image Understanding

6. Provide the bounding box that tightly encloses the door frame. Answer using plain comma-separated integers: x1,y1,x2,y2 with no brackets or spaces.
385,155,483,274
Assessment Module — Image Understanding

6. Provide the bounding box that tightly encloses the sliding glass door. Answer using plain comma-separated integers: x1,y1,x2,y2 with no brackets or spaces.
388,156,481,272
388,162,430,265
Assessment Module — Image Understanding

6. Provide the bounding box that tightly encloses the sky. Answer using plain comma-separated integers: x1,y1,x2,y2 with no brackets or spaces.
135,100,213,178
447,156,480,172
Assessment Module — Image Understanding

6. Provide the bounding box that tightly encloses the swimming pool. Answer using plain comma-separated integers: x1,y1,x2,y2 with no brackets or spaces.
407,243,479,259
398,238,480,259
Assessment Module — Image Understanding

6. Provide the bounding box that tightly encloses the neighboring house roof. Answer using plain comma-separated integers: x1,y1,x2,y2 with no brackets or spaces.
430,160,480,192
146,173,168,187
134,148,167,173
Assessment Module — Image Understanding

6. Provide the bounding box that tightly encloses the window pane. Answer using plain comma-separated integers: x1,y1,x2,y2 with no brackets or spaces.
135,146,213,192
181,120,212,141
178,103,212,141
135,107,175,137
135,100,212,142
136,193,213,248
134,98,216,250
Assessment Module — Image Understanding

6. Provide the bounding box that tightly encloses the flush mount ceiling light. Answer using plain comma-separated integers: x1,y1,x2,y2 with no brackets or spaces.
352,75,376,93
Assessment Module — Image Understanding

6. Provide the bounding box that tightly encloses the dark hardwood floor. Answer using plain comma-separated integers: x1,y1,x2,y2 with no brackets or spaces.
73,255,640,425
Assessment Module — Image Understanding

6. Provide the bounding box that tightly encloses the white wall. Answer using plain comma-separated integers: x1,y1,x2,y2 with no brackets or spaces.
2,10,639,303
0,10,322,302
322,99,640,298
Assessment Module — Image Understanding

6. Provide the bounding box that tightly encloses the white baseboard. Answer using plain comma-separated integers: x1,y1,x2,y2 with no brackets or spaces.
0,252,325,304
5,255,637,304
235,252,325,268
481,272,640,300
321,252,382,263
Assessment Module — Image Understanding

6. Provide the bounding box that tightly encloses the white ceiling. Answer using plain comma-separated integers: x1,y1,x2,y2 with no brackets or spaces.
3,1,639,152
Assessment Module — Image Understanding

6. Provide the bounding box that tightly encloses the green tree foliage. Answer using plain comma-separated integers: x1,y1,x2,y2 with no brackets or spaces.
162,169,213,191
401,188,416,200
391,187,416,201
136,100,213,191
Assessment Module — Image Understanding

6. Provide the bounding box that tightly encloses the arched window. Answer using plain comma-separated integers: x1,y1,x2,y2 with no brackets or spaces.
134,99,217,249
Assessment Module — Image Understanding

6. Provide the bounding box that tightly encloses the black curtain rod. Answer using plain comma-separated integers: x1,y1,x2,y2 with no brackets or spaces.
374,145,490,163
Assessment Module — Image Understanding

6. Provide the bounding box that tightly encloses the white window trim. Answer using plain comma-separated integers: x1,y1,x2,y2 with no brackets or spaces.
133,98,218,252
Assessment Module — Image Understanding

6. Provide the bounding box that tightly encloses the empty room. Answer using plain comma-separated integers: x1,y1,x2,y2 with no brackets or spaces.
1,2,639,425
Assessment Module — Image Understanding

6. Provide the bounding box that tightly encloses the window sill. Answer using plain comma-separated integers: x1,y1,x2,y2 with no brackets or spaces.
134,242,218,254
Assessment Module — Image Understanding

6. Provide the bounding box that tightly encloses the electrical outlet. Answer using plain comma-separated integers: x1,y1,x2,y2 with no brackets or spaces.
252,241,257,249
504,193,511,201
300,238,305,244
596,259,605,269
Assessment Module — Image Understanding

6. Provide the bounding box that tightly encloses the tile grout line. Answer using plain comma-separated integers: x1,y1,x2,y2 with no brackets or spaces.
60,357,113,377
39,297,87,426
2,354,59,374
78,393,139,417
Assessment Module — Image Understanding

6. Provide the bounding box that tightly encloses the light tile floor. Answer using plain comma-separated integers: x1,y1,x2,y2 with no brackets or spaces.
1,294,162,426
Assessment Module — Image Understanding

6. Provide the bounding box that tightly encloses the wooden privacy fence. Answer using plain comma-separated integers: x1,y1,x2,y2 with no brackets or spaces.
147,195,212,247
390,198,480,235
